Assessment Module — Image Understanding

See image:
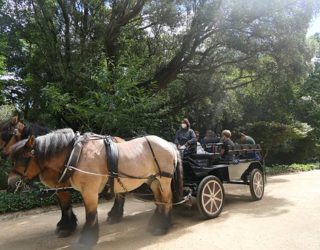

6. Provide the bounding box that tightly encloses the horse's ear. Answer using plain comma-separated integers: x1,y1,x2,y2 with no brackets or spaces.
11,116,19,125
26,135,36,149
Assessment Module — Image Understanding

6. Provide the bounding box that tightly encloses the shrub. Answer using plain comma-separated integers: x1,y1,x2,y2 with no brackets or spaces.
0,188,82,213
266,163,320,175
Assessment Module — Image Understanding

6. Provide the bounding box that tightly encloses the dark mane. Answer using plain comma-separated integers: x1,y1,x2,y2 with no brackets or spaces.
11,128,75,161
35,128,75,160
22,122,51,138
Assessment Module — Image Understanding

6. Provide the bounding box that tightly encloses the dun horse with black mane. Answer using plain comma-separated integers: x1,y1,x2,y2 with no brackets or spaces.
8,128,183,248
1,117,79,237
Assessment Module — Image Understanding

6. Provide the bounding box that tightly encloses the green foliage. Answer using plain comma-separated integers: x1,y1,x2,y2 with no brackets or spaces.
0,189,82,213
266,163,320,175
0,158,10,190
0,0,316,132
247,121,309,147
0,104,15,121
246,121,315,164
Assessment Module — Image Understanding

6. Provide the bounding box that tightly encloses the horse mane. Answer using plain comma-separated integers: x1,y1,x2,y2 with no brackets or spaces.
10,128,75,161
35,128,75,161
22,121,51,138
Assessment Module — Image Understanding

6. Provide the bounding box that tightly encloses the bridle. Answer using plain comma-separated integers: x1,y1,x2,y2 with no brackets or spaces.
12,149,35,176
10,149,36,193
0,124,15,149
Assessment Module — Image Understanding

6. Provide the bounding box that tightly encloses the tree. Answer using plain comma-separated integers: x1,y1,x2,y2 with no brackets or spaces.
0,0,318,137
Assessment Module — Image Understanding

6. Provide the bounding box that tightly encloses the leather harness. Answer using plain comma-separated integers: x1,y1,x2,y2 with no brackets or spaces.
58,134,173,193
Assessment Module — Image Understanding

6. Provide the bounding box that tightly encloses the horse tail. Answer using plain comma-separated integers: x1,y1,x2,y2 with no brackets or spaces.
171,145,184,203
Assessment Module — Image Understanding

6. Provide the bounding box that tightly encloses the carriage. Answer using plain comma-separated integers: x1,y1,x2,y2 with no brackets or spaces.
180,143,265,219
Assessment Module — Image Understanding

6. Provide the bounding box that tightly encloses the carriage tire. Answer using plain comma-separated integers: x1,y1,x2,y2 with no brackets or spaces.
249,169,264,201
196,176,224,219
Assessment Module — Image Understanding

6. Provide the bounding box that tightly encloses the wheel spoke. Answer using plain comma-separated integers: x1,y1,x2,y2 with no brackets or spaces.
209,200,214,212
214,197,222,202
207,184,213,195
210,182,215,194
212,199,218,211
204,198,211,207
214,188,222,197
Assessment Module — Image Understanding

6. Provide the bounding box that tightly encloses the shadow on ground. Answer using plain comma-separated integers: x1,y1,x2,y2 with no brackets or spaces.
0,179,293,250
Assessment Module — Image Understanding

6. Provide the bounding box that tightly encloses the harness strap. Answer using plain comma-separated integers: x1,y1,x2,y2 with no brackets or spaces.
58,132,82,183
145,136,173,178
104,137,119,194
58,134,120,185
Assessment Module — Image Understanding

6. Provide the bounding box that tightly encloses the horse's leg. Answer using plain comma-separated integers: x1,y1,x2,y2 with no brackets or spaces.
107,193,126,224
56,191,77,237
78,192,99,247
148,178,173,235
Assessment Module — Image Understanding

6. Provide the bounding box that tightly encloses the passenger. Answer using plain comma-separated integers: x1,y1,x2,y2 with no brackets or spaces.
194,130,207,154
174,118,197,151
201,130,220,152
220,129,235,159
240,132,255,144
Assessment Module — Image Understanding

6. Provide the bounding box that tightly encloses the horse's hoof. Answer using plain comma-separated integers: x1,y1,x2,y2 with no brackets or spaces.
106,216,122,224
56,228,73,238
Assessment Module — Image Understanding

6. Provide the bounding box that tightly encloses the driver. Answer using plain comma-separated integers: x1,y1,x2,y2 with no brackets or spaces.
174,118,197,150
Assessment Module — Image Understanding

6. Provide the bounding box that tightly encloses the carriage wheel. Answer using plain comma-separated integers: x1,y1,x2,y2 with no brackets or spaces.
249,169,264,201
196,176,224,219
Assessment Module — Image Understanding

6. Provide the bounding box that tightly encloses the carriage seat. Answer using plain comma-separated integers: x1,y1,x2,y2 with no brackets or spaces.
190,152,220,160
229,144,261,160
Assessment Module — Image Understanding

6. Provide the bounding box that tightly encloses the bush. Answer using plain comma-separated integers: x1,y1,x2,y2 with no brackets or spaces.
0,158,11,190
247,121,316,165
266,163,320,175
0,188,82,213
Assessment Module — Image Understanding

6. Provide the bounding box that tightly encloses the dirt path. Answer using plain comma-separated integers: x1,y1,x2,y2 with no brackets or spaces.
1,170,320,250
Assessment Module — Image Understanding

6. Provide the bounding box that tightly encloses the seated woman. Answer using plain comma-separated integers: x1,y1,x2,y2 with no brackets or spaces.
220,129,235,160
174,118,197,153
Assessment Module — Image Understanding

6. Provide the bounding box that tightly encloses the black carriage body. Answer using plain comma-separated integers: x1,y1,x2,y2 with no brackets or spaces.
182,144,264,196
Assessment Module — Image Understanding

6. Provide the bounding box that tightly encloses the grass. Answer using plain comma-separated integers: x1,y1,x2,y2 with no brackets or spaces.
265,163,320,176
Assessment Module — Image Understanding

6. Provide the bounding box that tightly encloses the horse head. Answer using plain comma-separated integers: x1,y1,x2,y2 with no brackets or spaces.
1,117,51,158
7,135,40,192
0,116,21,158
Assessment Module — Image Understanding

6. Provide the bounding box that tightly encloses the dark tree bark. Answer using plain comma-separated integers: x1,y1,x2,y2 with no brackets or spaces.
104,0,145,68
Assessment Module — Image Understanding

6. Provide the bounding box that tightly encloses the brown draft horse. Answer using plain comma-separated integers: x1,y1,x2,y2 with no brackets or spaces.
2,117,125,238
8,128,183,248
1,117,78,237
